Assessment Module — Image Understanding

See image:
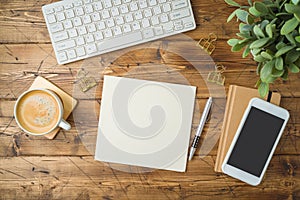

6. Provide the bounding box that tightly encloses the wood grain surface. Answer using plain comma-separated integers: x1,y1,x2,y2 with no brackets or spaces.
0,0,299,199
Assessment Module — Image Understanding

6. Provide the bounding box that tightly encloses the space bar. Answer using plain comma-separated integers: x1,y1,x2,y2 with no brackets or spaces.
97,32,143,51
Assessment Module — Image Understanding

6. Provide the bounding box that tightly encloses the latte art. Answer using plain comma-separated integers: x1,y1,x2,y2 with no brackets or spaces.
15,90,60,134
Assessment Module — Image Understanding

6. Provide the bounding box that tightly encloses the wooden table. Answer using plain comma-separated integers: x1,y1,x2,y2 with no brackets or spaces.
0,0,299,199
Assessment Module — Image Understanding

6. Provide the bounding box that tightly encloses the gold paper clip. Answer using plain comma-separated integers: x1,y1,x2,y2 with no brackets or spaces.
207,64,226,85
196,33,217,55
77,69,97,92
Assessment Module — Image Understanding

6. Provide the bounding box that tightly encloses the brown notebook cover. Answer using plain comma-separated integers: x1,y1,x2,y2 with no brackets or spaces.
214,85,281,172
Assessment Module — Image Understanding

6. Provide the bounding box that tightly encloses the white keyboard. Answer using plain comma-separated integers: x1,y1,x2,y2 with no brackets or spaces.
42,0,196,64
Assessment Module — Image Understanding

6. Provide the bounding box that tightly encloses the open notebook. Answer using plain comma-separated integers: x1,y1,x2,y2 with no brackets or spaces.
95,76,196,172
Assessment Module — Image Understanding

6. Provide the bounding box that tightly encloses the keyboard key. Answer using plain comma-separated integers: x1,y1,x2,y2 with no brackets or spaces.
113,26,122,36
78,26,87,35
104,29,113,38
87,24,97,32
162,3,171,12
149,0,157,6
97,21,106,30
97,32,142,51
93,2,103,11
139,0,147,9
143,28,154,38
151,16,159,25
64,3,74,10
132,21,141,30
111,7,120,16
103,0,113,8
134,11,143,20
113,0,122,5
56,12,66,21
84,4,94,13
65,10,75,18
160,14,169,23
120,5,129,14
130,2,138,11
154,26,163,35
74,0,83,7
53,31,69,42
75,7,85,16
76,46,86,56
68,29,78,37
67,49,77,59
63,20,73,29
170,9,190,20
106,18,115,27
85,35,94,43
86,43,97,54
56,40,76,51
153,6,162,15
73,17,82,26
142,19,150,28
58,51,68,62
47,14,56,24
44,8,55,15
123,24,131,33
144,9,152,18
76,36,85,45
50,23,63,32
83,15,92,24
115,16,124,25
91,13,101,21
55,6,64,12
102,10,110,19
125,14,133,22
94,32,104,40
172,0,188,10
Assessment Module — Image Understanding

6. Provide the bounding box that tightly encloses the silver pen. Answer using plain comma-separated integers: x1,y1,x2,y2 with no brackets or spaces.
188,97,213,161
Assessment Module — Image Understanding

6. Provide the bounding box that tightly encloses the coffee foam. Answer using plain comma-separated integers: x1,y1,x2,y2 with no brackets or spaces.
16,90,60,134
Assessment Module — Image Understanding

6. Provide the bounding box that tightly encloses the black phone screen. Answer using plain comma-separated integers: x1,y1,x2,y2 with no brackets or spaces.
227,107,284,177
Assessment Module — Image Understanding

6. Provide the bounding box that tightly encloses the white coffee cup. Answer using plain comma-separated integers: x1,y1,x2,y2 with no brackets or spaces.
14,88,71,135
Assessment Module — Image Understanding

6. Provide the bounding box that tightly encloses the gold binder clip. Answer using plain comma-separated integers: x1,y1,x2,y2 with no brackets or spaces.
77,69,97,92
207,64,226,85
196,33,217,55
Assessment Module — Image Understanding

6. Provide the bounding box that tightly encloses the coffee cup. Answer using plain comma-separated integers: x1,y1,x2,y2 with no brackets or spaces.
14,88,71,135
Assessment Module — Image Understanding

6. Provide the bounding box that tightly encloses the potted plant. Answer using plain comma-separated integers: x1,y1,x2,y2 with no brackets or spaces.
225,0,300,97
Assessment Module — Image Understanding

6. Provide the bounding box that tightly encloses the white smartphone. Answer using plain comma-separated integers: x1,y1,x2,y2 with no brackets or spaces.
222,98,289,186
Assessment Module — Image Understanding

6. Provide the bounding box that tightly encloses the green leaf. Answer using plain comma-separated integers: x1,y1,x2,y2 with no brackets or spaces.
285,3,300,13
227,38,239,46
256,62,263,75
236,9,249,23
249,6,261,17
296,36,300,43
260,61,274,82
248,0,253,6
258,82,269,97
281,69,289,80
246,14,255,24
250,38,270,49
261,51,273,60
227,10,237,22
275,45,295,57
266,24,273,38
254,2,269,13
231,42,247,51
272,68,284,77
243,45,250,58
281,17,299,35
224,0,241,7
288,63,300,73
295,13,300,22
285,32,296,45
254,25,265,38
251,48,261,55
292,0,300,5
276,42,286,50
236,32,251,39
275,57,283,70
239,23,252,32
285,49,300,63
254,55,267,62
